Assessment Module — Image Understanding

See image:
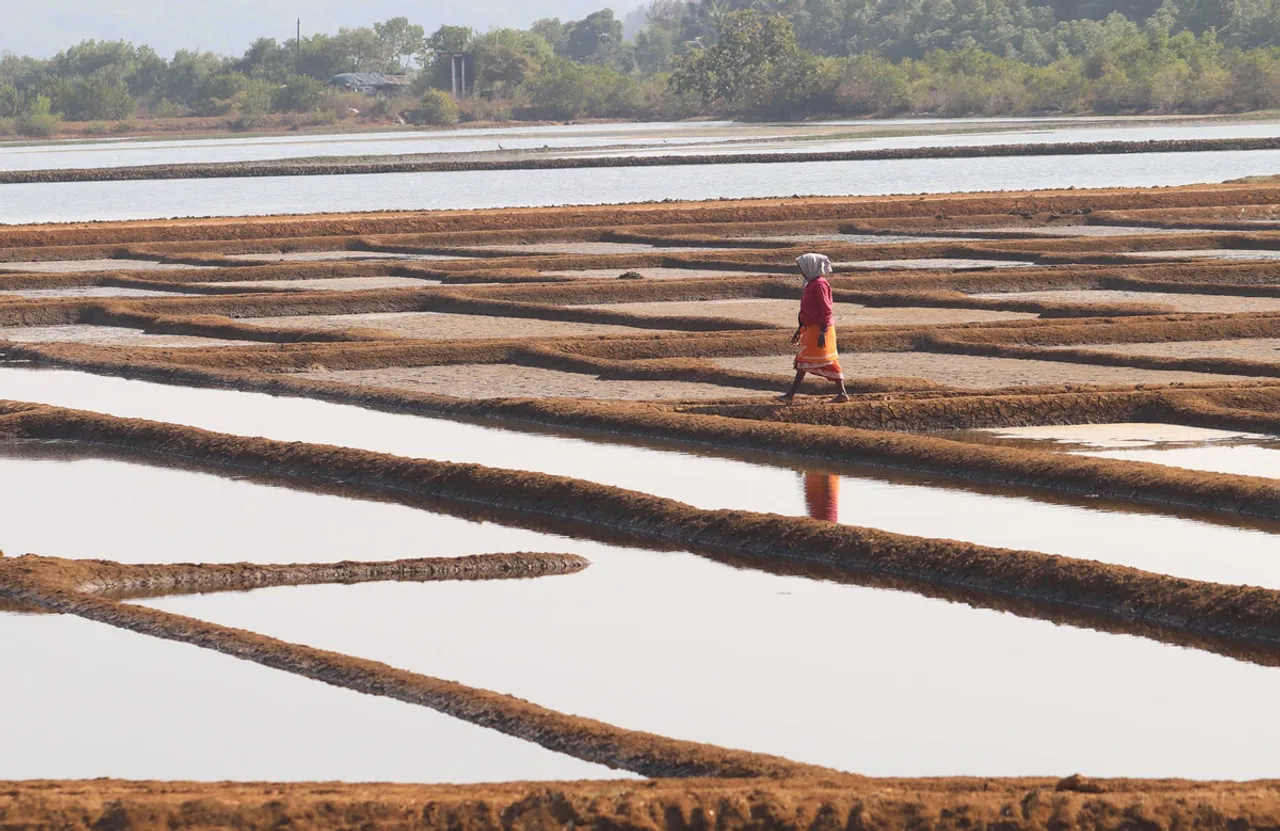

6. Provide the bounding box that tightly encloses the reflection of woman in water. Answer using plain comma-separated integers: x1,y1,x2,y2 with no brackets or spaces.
780,252,851,405
803,472,840,523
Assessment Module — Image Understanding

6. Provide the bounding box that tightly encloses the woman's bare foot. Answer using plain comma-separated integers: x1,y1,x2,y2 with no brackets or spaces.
831,394,850,403
776,394,795,405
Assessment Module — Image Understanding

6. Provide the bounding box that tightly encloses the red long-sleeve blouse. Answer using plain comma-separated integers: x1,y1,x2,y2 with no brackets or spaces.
798,277,834,328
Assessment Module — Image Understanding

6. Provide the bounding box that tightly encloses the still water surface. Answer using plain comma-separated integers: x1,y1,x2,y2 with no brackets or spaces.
1,447,1279,780
1,366,1274,588
3,148,1280,224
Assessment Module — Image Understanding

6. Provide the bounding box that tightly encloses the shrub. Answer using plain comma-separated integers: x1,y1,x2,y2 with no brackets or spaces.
271,76,326,113
83,121,112,135
15,97,61,137
415,89,460,125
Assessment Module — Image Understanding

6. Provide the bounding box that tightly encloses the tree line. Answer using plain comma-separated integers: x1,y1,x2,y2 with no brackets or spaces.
4,0,1280,136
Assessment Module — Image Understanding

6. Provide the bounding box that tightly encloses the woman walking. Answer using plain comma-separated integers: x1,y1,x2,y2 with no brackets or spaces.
780,253,850,404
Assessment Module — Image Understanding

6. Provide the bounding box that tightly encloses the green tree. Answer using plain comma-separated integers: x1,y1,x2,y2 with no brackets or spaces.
58,73,137,120
374,17,427,71
530,19,572,53
238,38,295,81
517,57,635,118
565,9,626,64
473,29,554,97
669,10,804,110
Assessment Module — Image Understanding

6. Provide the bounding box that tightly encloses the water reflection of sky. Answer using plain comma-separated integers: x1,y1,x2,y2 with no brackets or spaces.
7,147,1280,224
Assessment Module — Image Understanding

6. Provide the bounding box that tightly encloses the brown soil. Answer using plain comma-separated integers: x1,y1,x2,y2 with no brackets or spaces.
542,268,773,280
1054,337,1280,362
840,257,1034,269
223,251,451,262
4,405,1280,666
0,324,251,348
716,352,1252,388
5,182,1280,248
971,289,1280,314
205,276,442,292
0,287,176,299
1,551,817,781
238,311,661,340
577,299,1036,327
10,187,1280,800
11,776,1280,831
297,364,756,400
0,259,210,273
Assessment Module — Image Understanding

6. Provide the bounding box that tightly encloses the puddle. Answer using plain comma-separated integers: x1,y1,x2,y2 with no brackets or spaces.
0,367,1276,590
144,543,1280,780
2,441,1280,779
1,612,620,782
964,422,1280,480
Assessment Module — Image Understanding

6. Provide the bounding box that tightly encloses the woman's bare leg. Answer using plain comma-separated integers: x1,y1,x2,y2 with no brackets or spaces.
778,371,806,403
832,378,850,403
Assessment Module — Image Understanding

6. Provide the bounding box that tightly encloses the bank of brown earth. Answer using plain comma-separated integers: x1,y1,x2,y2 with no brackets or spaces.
9,775,1280,831
7,339,1279,507
3,403,1280,660
0,552,589,602
10,184,1280,247
0,555,824,781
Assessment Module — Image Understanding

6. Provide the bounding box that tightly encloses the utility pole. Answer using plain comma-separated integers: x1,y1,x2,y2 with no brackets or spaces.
295,19,301,75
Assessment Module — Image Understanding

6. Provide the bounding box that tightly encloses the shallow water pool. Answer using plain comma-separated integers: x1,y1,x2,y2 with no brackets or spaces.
1,366,1276,589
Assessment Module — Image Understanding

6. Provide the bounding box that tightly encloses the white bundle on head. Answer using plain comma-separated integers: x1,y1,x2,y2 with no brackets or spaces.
795,252,832,284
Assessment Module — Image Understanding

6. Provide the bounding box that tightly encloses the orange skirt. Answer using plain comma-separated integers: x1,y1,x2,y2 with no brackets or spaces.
794,324,843,380
803,472,840,523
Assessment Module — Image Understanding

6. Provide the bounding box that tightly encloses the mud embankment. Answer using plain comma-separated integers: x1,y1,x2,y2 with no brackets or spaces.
11,775,1280,831
0,555,825,781
8,137,1280,185
6,183,1280,248
4,403,1280,663
8,338,1280,508
0,552,588,602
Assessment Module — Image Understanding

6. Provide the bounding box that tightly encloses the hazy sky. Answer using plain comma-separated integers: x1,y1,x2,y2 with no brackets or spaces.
0,0,632,58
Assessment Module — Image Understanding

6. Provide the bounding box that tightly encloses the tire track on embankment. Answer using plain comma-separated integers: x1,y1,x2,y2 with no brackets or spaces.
9,136,1280,184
